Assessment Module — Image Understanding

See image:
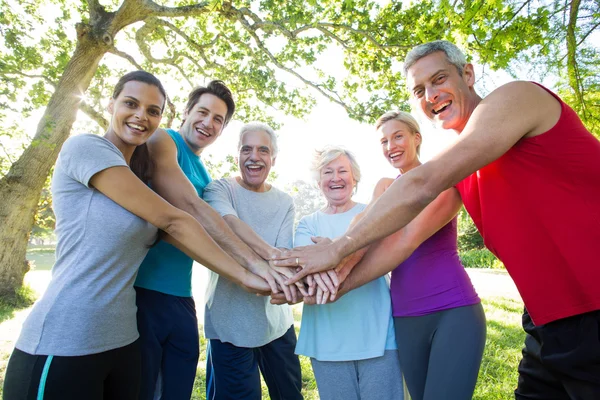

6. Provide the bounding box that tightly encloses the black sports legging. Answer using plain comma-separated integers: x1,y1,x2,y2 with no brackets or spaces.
3,340,140,400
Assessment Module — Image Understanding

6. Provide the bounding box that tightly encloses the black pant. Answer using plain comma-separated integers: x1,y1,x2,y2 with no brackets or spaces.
206,326,303,400
3,340,140,400
515,308,600,400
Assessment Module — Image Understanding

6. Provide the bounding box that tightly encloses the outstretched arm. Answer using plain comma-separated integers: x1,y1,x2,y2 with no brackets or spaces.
336,187,462,299
277,81,561,281
146,129,281,293
89,166,271,295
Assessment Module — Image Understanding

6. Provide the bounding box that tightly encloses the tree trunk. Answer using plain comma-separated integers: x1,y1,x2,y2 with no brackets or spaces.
0,27,109,300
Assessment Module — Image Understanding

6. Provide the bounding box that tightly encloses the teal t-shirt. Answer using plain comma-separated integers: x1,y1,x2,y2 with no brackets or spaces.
294,203,397,361
134,129,211,297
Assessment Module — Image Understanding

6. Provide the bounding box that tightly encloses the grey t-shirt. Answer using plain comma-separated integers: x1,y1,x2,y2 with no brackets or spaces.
16,134,157,356
203,177,295,347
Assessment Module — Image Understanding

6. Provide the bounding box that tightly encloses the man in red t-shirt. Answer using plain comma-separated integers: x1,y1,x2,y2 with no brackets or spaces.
275,40,600,398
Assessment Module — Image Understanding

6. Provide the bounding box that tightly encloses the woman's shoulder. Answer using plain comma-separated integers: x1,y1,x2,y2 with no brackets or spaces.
61,134,118,157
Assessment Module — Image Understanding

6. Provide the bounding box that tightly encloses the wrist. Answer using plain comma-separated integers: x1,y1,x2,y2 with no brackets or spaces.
332,236,352,261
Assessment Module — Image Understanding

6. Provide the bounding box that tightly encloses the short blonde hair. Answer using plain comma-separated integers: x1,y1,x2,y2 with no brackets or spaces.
374,111,422,156
311,146,361,191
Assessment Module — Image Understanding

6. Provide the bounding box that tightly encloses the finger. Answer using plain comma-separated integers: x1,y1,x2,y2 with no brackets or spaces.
327,270,340,288
311,236,332,245
276,247,307,259
265,274,280,294
288,282,299,304
319,272,336,294
312,273,328,293
284,267,313,285
280,277,293,302
316,287,324,305
295,281,308,297
273,258,301,268
306,274,316,296
271,270,292,302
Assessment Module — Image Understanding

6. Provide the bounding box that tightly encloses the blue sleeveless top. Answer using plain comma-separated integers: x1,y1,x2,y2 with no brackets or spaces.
135,129,212,297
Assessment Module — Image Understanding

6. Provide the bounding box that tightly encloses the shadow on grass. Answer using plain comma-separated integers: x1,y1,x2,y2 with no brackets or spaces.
0,286,37,324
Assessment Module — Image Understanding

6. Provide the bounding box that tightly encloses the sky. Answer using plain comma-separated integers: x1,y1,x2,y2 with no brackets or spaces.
201,63,526,204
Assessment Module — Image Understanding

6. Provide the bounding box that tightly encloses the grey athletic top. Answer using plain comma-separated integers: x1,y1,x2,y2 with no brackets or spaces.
16,134,157,356
203,177,295,347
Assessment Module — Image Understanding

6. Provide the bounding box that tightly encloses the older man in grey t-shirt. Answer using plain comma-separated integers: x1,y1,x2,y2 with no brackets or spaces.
203,122,303,400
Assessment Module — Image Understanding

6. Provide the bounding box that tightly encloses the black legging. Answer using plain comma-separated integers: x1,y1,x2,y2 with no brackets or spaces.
3,340,141,400
394,303,486,400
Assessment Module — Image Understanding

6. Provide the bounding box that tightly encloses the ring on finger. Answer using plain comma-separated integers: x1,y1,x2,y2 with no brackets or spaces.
295,257,299,266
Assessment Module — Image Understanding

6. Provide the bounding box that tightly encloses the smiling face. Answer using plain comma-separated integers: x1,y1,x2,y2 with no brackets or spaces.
318,155,356,207
379,119,422,172
106,80,164,152
179,93,228,154
237,129,275,192
406,51,477,133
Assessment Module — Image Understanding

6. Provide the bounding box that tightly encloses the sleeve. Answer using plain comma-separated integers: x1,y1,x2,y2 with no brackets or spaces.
59,134,128,187
275,197,295,249
294,214,316,247
203,179,239,218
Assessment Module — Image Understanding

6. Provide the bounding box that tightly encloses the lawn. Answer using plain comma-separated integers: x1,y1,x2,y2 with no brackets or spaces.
189,297,525,400
1,249,525,399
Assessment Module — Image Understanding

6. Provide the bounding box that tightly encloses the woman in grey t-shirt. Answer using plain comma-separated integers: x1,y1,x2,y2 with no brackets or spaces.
3,71,270,400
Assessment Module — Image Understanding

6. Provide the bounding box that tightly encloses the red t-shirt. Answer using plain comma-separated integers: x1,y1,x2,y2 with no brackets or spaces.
456,83,600,326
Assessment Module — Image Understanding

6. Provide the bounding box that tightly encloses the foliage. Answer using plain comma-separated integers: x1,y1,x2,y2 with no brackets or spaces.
285,180,327,225
30,174,56,240
461,248,505,269
0,0,598,296
0,284,36,324
457,206,485,252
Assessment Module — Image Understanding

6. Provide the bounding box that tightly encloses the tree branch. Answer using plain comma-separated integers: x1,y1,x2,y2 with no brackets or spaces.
107,47,143,69
79,101,108,129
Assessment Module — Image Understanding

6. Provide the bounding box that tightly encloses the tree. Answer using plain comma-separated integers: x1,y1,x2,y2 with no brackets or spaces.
286,180,326,225
0,0,597,299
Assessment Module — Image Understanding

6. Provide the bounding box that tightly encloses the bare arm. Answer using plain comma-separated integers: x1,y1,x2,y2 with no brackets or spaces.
146,129,281,292
89,166,271,294
337,187,462,297
278,81,561,281
223,215,279,260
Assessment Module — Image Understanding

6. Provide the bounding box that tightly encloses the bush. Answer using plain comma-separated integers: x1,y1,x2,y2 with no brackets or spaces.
457,207,485,252
460,248,505,269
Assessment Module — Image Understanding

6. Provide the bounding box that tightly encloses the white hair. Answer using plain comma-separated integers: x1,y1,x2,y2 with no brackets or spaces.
237,122,278,157
310,146,361,191
403,40,468,77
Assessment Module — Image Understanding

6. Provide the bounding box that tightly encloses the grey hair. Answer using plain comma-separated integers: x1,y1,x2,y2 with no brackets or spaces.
237,122,278,158
374,110,422,156
311,146,361,191
403,40,467,77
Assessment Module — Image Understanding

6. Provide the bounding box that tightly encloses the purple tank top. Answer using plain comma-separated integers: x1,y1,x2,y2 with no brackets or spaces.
391,217,480,317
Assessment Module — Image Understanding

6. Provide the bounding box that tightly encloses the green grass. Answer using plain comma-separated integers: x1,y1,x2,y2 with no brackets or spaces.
26,246,56,271
2,248,524,398
188,298,525,399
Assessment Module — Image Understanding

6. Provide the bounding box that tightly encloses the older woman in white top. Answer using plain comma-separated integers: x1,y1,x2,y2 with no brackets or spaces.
293,146,404,400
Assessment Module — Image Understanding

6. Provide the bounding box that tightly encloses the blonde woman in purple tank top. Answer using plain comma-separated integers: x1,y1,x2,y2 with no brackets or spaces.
330,111,486,400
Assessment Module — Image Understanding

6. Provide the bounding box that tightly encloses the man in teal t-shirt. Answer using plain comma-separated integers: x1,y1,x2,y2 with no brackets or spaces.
134,81,290,400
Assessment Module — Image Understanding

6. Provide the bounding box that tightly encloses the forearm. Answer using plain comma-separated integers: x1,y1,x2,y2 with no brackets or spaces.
333,168,436,259
185,199,265,270
164,212,252,286
340,239,414,295
223,215,277,260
